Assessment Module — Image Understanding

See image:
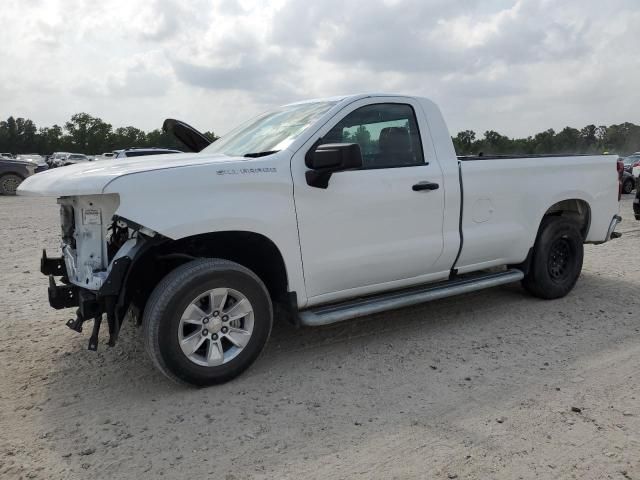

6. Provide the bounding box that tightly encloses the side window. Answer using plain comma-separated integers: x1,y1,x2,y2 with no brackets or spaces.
324,103,424,169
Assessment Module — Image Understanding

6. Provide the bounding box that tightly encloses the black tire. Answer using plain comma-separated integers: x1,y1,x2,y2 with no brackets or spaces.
622,178,634,194
0,174,23,195
143,258,273,386
522,216,584,299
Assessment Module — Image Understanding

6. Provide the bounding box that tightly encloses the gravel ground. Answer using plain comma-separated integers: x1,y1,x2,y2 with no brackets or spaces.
1,194,639,480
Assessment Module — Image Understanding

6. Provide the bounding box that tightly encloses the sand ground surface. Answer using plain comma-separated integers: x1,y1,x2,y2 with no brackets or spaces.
0,194,639,480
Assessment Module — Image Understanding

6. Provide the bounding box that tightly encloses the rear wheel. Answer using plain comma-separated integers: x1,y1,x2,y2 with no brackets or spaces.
622,178,634,194
0,174,23,195
522,216,584,299
143,258,273,386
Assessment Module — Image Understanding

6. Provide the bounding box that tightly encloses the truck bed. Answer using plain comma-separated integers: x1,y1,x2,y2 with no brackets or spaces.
454,153,619,274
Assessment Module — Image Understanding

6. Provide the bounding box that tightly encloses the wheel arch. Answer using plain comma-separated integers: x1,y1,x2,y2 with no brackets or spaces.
514,198,591,274
167,230,290,300
0,171,26,178
539,198,591,240
0,171,26,195
120,230,291,324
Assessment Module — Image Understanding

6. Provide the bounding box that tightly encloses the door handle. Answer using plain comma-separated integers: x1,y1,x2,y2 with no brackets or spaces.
412,181,439,191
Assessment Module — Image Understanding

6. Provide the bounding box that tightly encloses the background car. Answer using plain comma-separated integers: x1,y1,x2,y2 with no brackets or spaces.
622,170,636,194
93,152,116,161
0,157,36,195
16,154,49,173
114,147,182,158
63,153,90,165
622,153,640,173
49,152,71,167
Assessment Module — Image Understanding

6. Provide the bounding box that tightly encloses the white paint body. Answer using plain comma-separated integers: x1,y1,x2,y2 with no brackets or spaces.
18,94,620,309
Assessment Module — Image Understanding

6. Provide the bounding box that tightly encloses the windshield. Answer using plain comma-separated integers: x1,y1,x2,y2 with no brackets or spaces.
202,101,337,157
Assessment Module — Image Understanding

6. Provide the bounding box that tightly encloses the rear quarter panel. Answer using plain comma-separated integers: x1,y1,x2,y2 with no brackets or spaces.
456,155,619,273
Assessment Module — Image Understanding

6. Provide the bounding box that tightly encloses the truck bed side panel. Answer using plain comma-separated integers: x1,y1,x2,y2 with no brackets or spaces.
455,155,618,273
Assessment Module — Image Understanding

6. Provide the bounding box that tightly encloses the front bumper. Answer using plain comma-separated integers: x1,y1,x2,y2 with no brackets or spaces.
41,248,133,349
42,248,133,307
42,249,104,316
41,249,66,277
634,195,640,221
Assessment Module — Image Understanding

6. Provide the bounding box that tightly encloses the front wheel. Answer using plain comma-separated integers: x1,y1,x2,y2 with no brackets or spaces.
143,259,273,386
622,178,634,194
522,216,584,299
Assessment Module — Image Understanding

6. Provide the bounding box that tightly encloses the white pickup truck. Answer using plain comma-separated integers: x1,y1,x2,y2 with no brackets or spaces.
18,94,622,386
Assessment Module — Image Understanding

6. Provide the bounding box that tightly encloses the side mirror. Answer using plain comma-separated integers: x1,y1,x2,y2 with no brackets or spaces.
305,142,362,188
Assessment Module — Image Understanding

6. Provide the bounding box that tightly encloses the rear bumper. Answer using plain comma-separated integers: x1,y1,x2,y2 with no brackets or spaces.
634,196,640,220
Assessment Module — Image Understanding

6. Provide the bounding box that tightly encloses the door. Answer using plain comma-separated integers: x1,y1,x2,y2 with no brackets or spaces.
292,99,447,303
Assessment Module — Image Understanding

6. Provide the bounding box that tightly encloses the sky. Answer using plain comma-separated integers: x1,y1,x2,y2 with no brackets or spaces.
1,0,639,138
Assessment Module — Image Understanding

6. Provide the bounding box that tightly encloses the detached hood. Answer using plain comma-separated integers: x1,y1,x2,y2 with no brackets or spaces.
17,152,241,197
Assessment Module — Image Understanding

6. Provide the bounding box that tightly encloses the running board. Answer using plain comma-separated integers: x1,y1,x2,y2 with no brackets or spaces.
298,269,524,327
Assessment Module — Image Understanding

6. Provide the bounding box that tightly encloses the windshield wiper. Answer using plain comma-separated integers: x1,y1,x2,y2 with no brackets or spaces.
243,150,279,158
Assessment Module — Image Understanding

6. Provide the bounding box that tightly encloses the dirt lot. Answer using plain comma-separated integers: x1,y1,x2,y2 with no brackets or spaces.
1,194,639,480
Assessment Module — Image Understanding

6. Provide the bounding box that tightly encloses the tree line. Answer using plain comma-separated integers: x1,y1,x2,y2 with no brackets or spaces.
0,113,217,155
345,120,640,157
453,123,640,156
1,112,639,157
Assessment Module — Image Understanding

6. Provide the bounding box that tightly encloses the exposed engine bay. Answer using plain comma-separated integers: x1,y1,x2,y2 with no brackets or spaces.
44,194,158,351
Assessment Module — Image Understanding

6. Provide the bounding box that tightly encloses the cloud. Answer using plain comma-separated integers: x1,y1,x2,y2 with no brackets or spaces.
171,56,292,99
166,11,302,102
0,0,639,137
270,0,591,75
216,0,246,16
107,63,172,97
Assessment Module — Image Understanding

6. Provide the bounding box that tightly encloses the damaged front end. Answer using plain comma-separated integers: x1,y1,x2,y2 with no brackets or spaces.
43,194,160,350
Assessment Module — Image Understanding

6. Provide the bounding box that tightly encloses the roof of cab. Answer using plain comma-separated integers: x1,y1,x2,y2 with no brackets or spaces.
283,93,416,107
